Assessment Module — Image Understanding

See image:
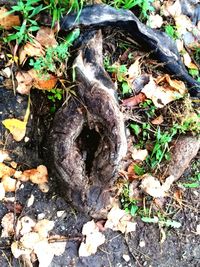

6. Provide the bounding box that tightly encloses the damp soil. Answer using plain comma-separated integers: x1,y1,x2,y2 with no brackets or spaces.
0,78,199,267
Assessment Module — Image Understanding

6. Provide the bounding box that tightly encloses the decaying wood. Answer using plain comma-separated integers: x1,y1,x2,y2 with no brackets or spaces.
48,30,127,218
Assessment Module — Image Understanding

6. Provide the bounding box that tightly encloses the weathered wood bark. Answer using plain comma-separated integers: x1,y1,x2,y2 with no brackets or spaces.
48,30,127,218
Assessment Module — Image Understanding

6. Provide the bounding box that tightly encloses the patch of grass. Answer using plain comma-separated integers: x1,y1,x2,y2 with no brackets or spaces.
182,161,200,188
29,28,80,74
104,0,155,19
164,25,179,40
4,0,46,44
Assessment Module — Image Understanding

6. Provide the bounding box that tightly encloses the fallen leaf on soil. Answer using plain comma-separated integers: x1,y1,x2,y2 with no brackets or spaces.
173,189,183,206
28,69,57,90
2,175,16,192
11,241,32,259
22,165,48,184
1,212,14,237
16,71,33,95
162,0,182,17
0,7,20,30
19,41,44,65
182,52,198,69
79,220,105,257
0,162,15,177
20,232,41,249
132,148,148,161
36,27,58,48
147,14,163,28
128,58,141,81
0,67,12,78
2,118,27,141
151,115,164,125
122,93,146,107
142,76,186,108
34,219,54,238
0,182,5,200
105,205,136,234
175,15,193,36
0,150,11,163
34,239,55,267
16,216,36,236
49,241,66,256
140,175,175,198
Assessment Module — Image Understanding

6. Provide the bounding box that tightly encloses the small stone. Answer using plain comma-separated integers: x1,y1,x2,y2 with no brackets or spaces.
123,254,130,262
139,240,145,247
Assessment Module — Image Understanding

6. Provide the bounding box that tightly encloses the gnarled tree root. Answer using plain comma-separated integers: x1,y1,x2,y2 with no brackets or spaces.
48,30,127,218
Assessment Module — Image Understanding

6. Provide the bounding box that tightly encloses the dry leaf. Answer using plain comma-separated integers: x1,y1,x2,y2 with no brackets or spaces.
147,14,163,28
0,182,5,200
2,118,27,141
105,205,136,234
28,69,57,90
36,27,57,48
0,150,11,163
142,76,186,108
20,232,41,250
11,241,32,259
162,0,182,17
132,148,148,161
0,162,15,177
23,165,48,185
122,93,146,107
34,219,54,238
0,7,20,30
141,175,175,198
151,115,164,125
182,52,198,69
1,212,14,237
175,15,193,36
1,67,12,78
49,242,66,256
16,71,33,95
2,175,16,192
17,216,36,236
79,220,105,257
173,189,183,206
128,58,141,81
34,239,55,267
19,41,44,65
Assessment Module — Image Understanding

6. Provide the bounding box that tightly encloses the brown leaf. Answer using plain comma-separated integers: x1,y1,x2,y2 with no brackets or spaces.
0,162,15,178
1,212,15,237
151,115,164,125
122,93,146,107
0,7,20,30
22,165,48,184
173,190,183,206
36,27,58,48
19,40,44,65
16,71,33,95
28,69,57,90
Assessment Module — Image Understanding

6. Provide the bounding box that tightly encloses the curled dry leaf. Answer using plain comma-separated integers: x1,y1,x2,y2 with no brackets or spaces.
16,71,33,95
1,212,15,237
36,27,58,48
23,165,48,184
105,205,136,234
19,41,44,65
0,7,20,30
28,69,57,90
1,67,12,78
128,58,141,81
20,232,41,250
140,175,175,198
122,93,146,107
174,15,193,36
142,75,186,108
182,52,198,69
79,220,105,257
0,162,15,178
2,175,16,192
34,239,55,267
17,216,36,236
162,0,182,17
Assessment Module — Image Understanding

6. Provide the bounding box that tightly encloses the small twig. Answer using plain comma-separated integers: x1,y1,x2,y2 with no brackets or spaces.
48,235,83,243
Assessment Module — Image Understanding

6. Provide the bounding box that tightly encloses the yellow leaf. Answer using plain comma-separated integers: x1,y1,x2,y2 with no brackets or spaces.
2,97,30,141
2,119,27,141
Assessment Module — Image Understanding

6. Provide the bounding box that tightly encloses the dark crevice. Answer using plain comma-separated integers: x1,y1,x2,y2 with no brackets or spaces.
77,126,101,175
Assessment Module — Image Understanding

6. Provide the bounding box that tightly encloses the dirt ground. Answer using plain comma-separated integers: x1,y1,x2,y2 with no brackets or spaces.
0,80,199,267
